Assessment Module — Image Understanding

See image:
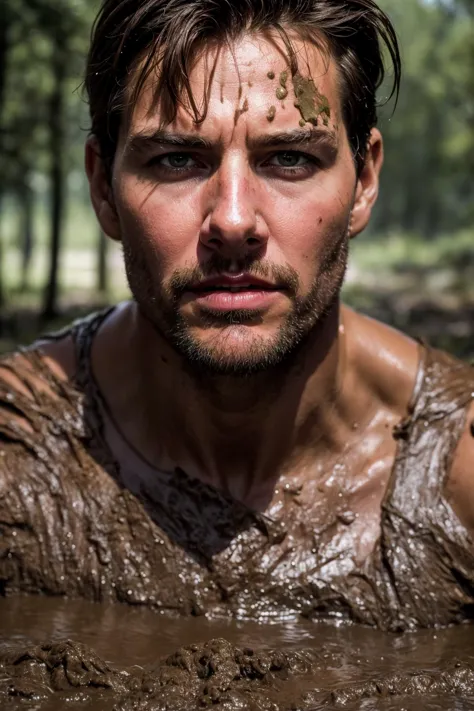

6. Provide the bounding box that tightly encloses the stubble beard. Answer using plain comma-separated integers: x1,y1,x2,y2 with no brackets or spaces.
122,229,349,379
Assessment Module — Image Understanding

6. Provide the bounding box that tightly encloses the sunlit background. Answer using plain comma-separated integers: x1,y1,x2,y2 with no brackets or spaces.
0,0,472,357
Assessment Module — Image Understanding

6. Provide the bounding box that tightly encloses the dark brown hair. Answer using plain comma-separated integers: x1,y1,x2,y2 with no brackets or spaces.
85,0,401,177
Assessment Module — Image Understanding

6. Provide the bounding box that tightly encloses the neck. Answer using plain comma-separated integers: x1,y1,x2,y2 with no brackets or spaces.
124,300,348,506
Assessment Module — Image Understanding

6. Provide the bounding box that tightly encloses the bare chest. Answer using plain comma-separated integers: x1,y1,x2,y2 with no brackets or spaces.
100,430,398,615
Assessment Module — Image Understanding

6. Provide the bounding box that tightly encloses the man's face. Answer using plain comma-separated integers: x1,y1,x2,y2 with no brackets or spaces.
107,34,365,375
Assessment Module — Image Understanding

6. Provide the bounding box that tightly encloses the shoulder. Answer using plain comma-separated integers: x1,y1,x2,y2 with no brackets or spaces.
0,334,76,420
0,304,118,410
344,309,474,526
343,307,421,418
0,341,77,505
0,319,88,469
0,305,124,445
0,324,95,544
0,341,77,549
445,399,474,534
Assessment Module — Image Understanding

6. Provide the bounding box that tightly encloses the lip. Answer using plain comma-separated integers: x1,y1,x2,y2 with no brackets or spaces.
188,273,279,291
185,273,284,312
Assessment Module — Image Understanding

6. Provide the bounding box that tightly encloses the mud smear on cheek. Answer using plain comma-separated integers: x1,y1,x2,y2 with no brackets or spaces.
293,73,331,127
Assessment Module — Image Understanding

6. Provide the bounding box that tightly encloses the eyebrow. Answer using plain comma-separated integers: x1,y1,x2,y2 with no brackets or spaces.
125,127,338,155
247,128,338,151
125,130,215,154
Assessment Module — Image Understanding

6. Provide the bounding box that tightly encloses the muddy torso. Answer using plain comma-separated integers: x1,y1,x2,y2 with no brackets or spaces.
0,309,473,631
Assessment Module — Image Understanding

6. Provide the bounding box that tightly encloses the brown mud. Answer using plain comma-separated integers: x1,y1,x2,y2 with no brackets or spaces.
0,311,474,708
264,68,287,103
234,98,249,124
266,105,276,122
1,596,474,710
292,73,330,126
276,70,288,101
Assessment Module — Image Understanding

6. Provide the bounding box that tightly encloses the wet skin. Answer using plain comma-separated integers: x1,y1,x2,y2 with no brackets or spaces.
43,33,474,552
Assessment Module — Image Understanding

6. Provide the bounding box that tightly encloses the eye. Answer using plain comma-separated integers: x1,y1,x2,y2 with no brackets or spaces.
144,151,208,182
160,153,196,169
268,151,312,168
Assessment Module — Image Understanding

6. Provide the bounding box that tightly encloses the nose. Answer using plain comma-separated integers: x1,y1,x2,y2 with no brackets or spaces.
199,156,267,258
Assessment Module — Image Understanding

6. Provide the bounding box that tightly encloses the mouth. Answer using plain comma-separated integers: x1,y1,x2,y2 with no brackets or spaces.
189,274,281,293
185,274,284,311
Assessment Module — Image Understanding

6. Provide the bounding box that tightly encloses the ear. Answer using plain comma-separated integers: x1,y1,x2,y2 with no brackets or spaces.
85,137,121,242
349,128,384,238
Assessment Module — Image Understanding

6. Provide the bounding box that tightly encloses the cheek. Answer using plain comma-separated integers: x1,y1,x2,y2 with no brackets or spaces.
115,176,202,269
264,158,354,247
266,188,352,281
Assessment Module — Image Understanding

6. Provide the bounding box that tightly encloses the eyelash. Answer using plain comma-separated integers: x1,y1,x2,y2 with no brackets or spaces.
146,151,320,177
265,152,319,174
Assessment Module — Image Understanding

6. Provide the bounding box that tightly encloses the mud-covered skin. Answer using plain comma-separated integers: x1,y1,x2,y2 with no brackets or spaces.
2,639,474,710
0,310,473,631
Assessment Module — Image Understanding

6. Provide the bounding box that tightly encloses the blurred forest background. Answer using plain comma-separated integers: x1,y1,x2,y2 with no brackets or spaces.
0,0,473,356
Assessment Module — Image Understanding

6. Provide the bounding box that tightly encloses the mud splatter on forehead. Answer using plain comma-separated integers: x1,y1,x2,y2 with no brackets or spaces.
234,98,249,124
266,105,276,122
293,73,331,127
276,71,288,101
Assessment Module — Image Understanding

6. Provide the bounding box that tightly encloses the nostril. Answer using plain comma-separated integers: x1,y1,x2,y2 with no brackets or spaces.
247,237,260,246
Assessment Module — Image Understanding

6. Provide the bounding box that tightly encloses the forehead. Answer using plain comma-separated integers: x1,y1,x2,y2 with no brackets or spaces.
124,32,343,143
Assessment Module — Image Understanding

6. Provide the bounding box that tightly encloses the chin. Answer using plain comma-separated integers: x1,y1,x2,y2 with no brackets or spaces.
180,327,277,376
171,322,307,377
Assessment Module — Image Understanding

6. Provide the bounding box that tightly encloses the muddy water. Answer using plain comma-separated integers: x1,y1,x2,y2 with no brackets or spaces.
1,596,474,711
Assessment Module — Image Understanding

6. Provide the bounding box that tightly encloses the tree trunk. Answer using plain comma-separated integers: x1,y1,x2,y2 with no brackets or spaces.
0,7,11,316
0,4,9,119
42,36,67,320
0,196,5,317
97,228,108,294
19,181,34,292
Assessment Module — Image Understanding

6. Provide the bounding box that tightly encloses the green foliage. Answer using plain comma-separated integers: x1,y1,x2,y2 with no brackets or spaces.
373,0,474,235
0,0,95,193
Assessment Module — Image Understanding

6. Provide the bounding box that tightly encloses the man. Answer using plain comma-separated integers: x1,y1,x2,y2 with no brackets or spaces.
0,0,473,631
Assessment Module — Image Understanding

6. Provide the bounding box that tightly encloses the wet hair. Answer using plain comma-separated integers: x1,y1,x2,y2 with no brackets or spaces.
85,0,401,178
